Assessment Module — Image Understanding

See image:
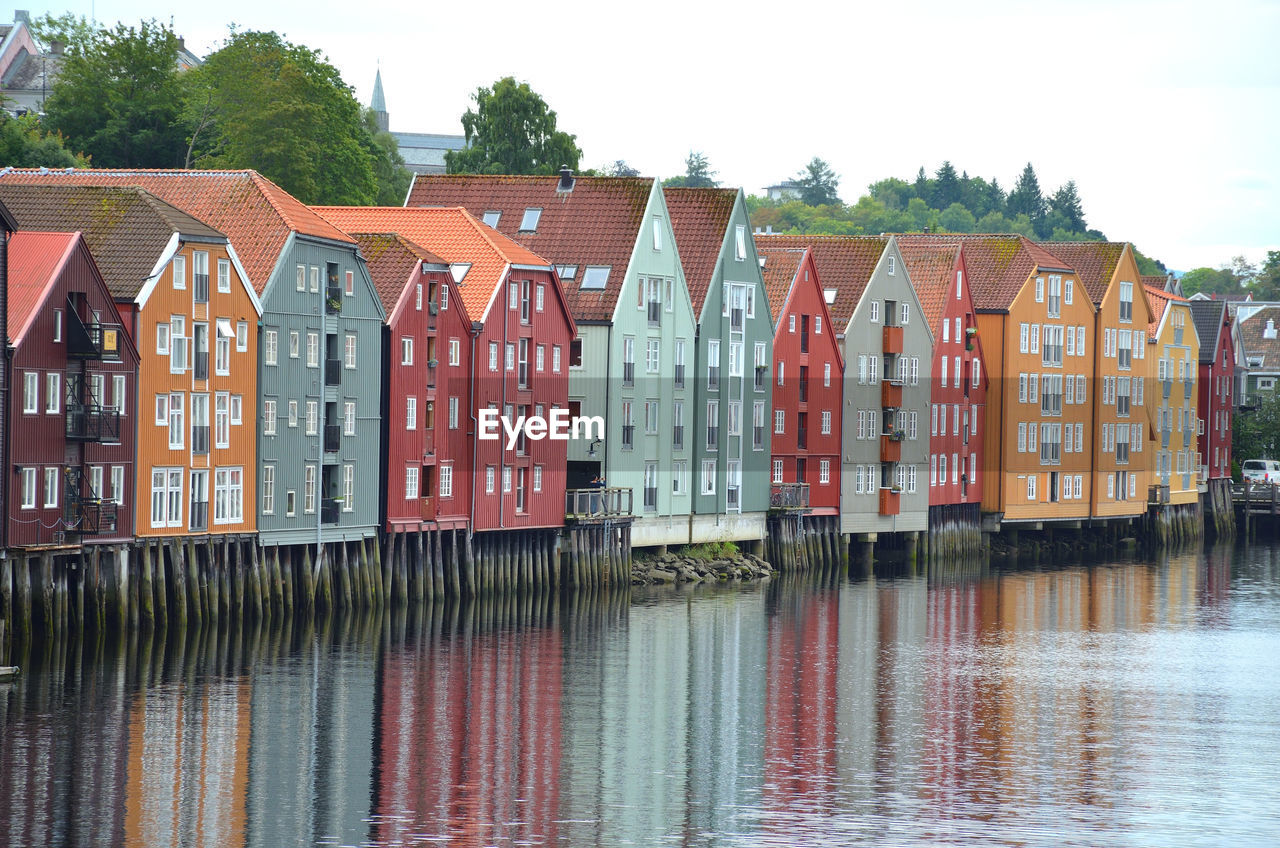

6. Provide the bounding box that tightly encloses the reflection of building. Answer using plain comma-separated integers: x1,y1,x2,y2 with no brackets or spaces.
373,615,562,845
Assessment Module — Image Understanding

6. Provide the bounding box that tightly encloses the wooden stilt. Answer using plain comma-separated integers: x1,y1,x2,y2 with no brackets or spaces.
432,527,445,600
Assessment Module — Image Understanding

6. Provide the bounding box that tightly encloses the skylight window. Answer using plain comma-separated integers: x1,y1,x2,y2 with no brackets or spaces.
520,208,542,232
482,211,501,228
824,288,837,304
556,265,578,281
449,263,472,283
581,266,610,290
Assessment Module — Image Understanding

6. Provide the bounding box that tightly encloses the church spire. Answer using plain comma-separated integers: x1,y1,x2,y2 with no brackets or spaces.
371,67,389,132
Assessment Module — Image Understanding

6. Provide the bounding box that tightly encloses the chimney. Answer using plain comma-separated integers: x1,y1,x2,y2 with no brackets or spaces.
50,39,64,56
14,10,30,25
177,36,186,52
556,166,574,193
1266,318,1276,339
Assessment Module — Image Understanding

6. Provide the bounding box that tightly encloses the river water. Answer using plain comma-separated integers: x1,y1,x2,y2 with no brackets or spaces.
2,543,1279,847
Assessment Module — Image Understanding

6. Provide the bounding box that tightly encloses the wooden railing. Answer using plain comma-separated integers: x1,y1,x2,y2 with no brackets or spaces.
565,487,633,519
770,483,809,510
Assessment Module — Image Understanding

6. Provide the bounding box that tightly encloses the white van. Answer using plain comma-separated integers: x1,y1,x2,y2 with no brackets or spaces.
1242,459,1280,486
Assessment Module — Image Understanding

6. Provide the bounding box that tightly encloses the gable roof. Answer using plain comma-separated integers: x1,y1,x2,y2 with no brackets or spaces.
1037,241,1127,304
895,237,962,330
6,230,80,345
406,174,655,321
1144,284,1186,338
663,187,740,314
310,205,551,321
0,168,355,294
349,232,447,317
885,234,1070,312
753,234,889,330
758,247,806,319
1237,307,1280,371
0,184,226,299
1188,299,1229,364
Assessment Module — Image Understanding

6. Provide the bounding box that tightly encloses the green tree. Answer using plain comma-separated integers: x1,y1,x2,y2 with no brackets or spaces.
1180,267,1239,297
187,30,381,205
1235,392,1280,463
0,112,89,167
933,161,960,209
664,151,718,188
976,210,1011,232
1006,163,1046,222
794,156,840,206
362,108,413,206
939,202,976,233
1049,180,1086,232
1132,247,1168,277
604,160,640,177
42,19,188,168
867,177,914,210
1251,251,1280,300
445,76,581,175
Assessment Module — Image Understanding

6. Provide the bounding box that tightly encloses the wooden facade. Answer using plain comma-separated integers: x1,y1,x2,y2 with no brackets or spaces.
758,246,843,513
1145,285,1200,504
5,232,138,547
1189,299,1235,480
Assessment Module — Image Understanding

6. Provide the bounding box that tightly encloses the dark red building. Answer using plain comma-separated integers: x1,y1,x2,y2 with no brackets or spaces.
314,207,575,531
5,231,138,548
758,246,843,513
897,238,987,509
350,232,473,534
1189,299,1235,480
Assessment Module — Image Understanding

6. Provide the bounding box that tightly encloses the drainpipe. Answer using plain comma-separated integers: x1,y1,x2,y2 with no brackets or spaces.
468,318,480,537
499,273,508,529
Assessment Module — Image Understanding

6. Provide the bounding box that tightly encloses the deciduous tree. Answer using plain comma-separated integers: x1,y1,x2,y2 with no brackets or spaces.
445,77,581,176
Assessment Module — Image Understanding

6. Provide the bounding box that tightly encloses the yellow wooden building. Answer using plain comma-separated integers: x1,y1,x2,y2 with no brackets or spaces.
1144,285,1200,504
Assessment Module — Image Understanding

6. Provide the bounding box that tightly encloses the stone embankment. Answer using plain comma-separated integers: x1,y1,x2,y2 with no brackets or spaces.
631,550,774,586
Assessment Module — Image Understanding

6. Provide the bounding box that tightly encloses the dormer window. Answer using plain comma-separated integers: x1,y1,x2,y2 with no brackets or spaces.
1266,319,1277,340
482,211,501,228
449,263,471,283
824,288,836,304
556,265,578,281
581,266,610,290
519,208,542,232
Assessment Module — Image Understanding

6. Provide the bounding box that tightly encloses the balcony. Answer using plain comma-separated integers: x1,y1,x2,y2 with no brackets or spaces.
565,487,633,520
325,357,341,387
63,467,117,536
881,380,903,409
769,483,810,511
67,315,124,360
883,325,903,354
65,403,121,442
878,487,901,516
880,433,902,462
324,423,341,453
321,497,342,525
325,288,343,315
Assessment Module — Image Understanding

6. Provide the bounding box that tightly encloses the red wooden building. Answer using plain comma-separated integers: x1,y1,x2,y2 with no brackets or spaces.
897,237,987,510
5,231,138,548
348,232,473,534
1188,299,1235,480
313,206,575,531
758,246,843,513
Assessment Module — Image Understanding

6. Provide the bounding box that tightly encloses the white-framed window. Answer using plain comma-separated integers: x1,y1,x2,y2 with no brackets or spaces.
450,339,462,367
887,255,896,275
449,396,460,430
821,410,831,435
772,459,784,484
310,266,320,293
820,460,830,484
213,467,244,524
789,315,796,333
735,224,747,260
263,399,277,435
305,400,318,435
306,332,319,368
170,316,187,373
296,264,306,291
775,409,785,434
400,336,414,366
505,343,515,371
824,362,832,387
304,465,316,514
215,392,230,448
485,466,496,495
217,258,231,293
148,468,182,527
489,341,499,372
440,465,453,498
289,330,300,359
345,270,354,297
647,339,660,373
552,345,562,373
870,301,880,323
701,460,717,495
340,465,354,512
1027,475,1037,500
345,334,357,369
288,400,298,428
19,467,37,509
900,303,910,325
215,332,231,376
259,465,275,515
168,393,184,448
22,372,38,413
674,461,688,494
406,396,418,430
41,372,59,414
342,401,355,436
534,465,543,493
173,254,187,290
236,320,249,352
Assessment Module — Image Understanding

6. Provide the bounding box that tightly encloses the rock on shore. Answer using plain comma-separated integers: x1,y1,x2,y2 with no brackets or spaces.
631,551,774,586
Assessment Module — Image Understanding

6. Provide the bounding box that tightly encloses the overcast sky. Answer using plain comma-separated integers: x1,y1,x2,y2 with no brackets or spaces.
26,0,1280,271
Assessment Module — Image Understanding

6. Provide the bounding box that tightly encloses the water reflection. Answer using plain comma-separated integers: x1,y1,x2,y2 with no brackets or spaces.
3,548,1280,846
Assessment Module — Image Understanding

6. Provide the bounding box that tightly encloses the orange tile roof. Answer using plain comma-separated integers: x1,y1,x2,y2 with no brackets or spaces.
753,234,889,330
349,232,447,316
311,205,552,321
663,187,739,314
758,247,806,319
0,168,354,294
892,234,1073,312
1037,241,1127,304
6,230,81,344
895,237,962,330
1143,284,1186,337
406,174,654,321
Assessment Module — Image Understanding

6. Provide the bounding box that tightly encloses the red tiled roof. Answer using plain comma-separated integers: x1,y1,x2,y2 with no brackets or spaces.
1037,241,1127,304
0,169,354,294
1141,274,1170,291
311,205,551,321
1143,284,1186,337
1238,306,1280,370
753,234,889,330
895,237,961,330
348,232,446,316
406,174,654,321
663,187,739,315
0,184,226,299
6,230,80,344
758,247,805,319
892,234,1073,312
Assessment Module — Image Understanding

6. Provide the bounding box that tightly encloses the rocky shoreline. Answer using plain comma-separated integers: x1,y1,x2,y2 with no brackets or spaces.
630,550,774,586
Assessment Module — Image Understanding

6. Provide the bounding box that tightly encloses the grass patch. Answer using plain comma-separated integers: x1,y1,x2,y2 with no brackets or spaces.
674,541,739,561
